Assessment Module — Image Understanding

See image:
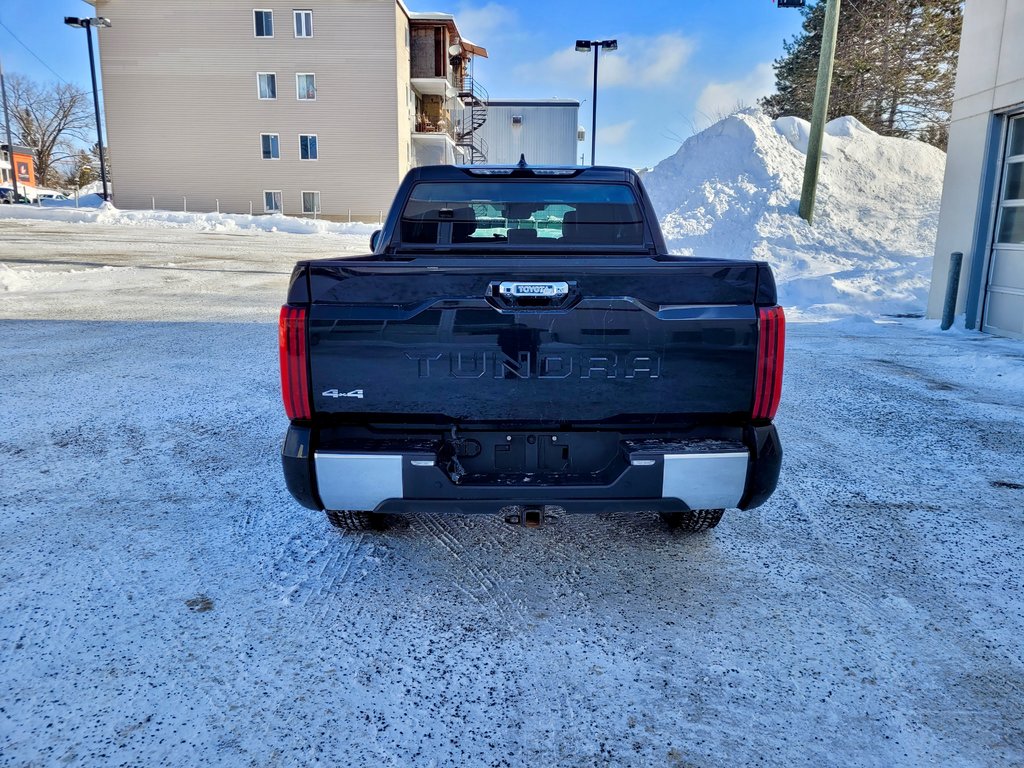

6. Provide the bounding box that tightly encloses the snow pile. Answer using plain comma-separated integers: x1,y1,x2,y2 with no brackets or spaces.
76,180,109,197
643,109,946,318
0,200,378,237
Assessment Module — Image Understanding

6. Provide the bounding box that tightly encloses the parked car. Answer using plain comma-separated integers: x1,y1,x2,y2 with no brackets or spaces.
37,192,69,201
0,187,30,204
279,162,785,534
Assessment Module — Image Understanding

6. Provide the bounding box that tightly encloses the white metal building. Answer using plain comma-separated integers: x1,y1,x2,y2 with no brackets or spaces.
929,0,1024,338
470,99,582,166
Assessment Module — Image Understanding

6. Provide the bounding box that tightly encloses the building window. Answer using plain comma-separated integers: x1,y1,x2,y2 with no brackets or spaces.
299,134,318,160
264,190,282,213
260,133,280,159
996,116,1024,244
301,191,321,214
296,73,316,100
257,73,277,100
253,10,273,37
294,10,313,38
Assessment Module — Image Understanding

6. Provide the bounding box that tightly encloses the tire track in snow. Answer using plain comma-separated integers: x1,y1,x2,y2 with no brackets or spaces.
413,511,531,629
275,532,381,622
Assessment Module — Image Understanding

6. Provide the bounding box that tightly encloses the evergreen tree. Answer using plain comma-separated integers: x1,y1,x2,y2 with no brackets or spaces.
63,149,96,190
761,0,962,149
90,142,112,184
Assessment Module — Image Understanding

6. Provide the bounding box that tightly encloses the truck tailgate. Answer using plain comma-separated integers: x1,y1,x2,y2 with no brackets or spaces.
304,258,766,424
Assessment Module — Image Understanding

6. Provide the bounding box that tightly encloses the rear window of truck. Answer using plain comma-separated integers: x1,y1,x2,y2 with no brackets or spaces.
399,181,646,248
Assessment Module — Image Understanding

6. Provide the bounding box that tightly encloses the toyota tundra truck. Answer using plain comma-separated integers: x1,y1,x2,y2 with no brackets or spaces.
279,162,784,533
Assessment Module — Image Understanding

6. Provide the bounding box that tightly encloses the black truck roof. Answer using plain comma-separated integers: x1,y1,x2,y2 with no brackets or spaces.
404,164,641,183
376,162,668,255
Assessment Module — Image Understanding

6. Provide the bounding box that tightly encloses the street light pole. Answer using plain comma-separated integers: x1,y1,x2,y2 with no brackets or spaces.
576,39,617,166
65,17,112,203
84,21,109,203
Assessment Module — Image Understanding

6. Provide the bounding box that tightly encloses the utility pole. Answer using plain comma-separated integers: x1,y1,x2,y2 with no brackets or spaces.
0,56,19,200
798,0,841,225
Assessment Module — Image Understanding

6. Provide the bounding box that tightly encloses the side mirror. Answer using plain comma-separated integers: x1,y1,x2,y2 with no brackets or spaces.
370,229,381,252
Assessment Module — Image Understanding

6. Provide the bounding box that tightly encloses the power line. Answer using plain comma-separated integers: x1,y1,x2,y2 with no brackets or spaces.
0,18,71,85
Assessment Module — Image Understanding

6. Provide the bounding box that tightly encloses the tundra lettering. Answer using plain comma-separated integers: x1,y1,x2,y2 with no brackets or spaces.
404,351,662,379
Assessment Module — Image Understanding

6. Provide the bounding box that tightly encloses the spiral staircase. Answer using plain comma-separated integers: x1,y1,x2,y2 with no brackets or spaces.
455,76,489,164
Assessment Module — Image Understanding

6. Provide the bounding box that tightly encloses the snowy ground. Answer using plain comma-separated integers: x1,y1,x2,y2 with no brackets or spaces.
2,219,1024,767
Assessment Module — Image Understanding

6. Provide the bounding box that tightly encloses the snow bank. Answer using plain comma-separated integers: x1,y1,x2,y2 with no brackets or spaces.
37,193,106,208
643,109,946,318
0,201,378,237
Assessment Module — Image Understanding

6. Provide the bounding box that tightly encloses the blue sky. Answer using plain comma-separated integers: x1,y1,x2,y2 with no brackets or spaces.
0,0,803,169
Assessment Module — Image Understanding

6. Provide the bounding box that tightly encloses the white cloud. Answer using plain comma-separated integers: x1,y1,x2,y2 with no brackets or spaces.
517,34,696,90
598,120,636,146
695,62,775,120
453,3,517,43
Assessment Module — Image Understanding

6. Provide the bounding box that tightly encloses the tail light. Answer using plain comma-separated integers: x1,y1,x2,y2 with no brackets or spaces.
279,306,311,420
752,306,785,420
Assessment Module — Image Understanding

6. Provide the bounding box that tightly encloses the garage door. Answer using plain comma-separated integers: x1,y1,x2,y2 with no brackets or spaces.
985,114,1024,338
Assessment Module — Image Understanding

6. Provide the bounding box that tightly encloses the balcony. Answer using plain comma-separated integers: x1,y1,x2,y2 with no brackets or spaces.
410,77,458,100
415,112,454,139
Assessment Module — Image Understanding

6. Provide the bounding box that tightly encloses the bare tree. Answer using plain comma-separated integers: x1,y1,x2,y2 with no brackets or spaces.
5,73,93,187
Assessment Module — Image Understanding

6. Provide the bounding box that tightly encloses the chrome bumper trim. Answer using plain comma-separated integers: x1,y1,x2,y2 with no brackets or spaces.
662,451,748,510
314,453,403,512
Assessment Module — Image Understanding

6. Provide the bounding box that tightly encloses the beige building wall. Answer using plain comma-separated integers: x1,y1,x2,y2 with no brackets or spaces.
89,0,405,220
394,4,413,187
929,0,1024,329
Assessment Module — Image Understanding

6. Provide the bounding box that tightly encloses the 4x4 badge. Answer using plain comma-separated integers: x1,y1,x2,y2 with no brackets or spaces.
322,389,364,399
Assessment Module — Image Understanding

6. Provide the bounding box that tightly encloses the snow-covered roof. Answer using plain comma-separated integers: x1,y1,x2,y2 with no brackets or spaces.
486,99,580,106
407,11,456,22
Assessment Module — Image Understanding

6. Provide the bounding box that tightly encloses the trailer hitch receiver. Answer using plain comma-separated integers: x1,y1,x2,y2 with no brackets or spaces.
504,506,555,528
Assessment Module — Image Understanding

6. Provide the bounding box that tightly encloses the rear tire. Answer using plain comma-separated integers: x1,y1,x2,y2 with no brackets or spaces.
660,508,724,532
324,509,387,532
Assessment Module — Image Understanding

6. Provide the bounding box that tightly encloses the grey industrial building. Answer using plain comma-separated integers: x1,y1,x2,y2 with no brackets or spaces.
470,99,583,166
929,0,1024,339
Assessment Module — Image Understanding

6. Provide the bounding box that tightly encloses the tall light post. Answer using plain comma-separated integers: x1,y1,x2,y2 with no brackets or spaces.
575,39,617,166
64,16,112,203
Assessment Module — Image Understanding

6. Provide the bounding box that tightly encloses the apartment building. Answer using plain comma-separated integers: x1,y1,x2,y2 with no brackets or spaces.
86,0,486,220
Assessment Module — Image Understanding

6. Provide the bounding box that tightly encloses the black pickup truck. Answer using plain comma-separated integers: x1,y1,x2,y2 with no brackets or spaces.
279,163,784,533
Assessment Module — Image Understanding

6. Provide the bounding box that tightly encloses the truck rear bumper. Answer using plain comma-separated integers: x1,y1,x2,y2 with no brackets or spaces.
283,425,781,515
